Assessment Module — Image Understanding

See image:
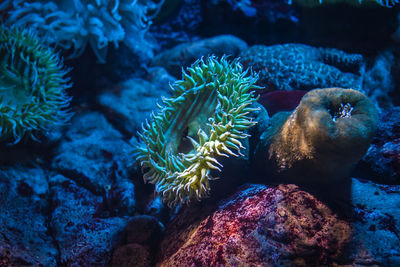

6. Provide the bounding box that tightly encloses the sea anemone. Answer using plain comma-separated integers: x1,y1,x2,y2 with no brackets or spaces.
133,56,260,206
0,26,72,144
0,0,165,63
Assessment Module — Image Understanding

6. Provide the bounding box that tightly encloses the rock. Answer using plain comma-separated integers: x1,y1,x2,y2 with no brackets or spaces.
125,215,164,246
0,167,58,266
362,49,395,110
52,112,133,198
150,0,202,48
157,183,351,266
111,243,152,267
357,107,400,184
98,76,171,136
49,174,129,266
152,35,248,77
347,178,400,266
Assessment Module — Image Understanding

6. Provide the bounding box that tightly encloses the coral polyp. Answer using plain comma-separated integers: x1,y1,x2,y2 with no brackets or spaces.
134,56,260,206
0,26,72,144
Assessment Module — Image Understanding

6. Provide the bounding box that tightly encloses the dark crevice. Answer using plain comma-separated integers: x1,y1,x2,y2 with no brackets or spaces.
43,171,62,267
57,169,105,196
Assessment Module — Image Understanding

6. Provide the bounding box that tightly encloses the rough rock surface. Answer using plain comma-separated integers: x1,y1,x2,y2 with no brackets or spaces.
111,243,152,267
125,215,165,246
0,167,58,266
348,178,400,266
49,174,129,266
358,107,400,184
97,69,173,136
361,49,395,109
157,183,351,266
52,112,134,199
151,35,248,77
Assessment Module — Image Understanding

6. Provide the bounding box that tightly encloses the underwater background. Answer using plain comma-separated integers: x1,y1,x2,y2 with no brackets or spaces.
0,0,400,266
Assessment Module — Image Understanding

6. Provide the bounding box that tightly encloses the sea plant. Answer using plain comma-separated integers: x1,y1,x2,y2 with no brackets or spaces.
134,56,260,206
0,26,72,144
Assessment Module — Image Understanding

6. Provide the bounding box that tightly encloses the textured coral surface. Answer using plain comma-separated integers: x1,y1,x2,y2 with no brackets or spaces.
240,43,363,92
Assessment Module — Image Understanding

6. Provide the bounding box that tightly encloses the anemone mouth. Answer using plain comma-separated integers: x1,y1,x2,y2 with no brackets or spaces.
328,102,353,121
134,56,261,206
0,26,72,144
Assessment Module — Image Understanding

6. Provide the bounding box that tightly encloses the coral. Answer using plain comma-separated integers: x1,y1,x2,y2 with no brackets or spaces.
0,0,165,63
0,26,71,144
266,88,378,183
240,43,364,92
134,56,260,206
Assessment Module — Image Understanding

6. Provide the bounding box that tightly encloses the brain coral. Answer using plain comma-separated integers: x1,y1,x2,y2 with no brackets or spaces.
134,56,260,206
0,26,72,144
0,0,164,63
240,43,364,92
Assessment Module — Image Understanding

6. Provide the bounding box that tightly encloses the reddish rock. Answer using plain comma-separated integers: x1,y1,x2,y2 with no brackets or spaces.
126,215,164,246
112,244,152,267
157,184,351,266
258,90,307,116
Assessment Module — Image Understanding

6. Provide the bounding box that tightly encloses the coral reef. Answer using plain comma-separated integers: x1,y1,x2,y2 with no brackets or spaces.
134,56,260,206
261,88,378,183
0,0,165,63
240,43,364,92
0,26,71,144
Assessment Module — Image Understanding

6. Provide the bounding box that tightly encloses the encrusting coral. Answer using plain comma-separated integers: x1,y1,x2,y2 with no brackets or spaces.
260,88,378,183
0,0,165,63
240,44,364,92
133,56,260,206
0,26,72,144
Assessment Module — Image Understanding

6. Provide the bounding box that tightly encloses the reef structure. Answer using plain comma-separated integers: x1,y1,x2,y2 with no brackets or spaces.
0,26,72,144
257,88,378,183
240,44,364,92
133,56,260,206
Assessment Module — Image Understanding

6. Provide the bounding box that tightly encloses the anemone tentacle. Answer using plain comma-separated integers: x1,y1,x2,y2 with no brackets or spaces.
0,26,72,144
133,56,260,206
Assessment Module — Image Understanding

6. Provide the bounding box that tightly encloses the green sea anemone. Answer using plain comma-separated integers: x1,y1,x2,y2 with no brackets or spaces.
0,26,72,144
134,56,260,206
